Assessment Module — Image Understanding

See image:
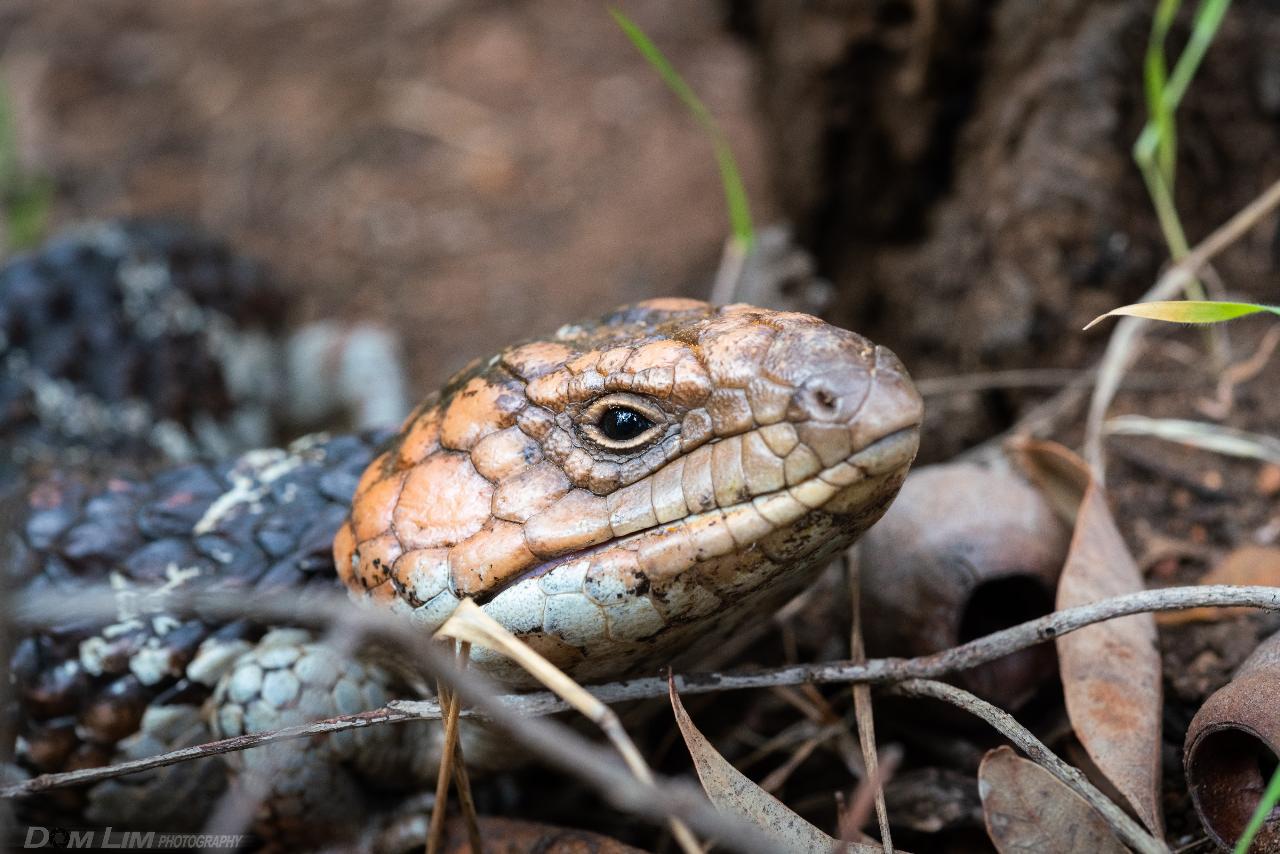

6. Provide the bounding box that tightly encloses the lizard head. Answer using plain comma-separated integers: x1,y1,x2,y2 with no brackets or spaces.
335,299,922,685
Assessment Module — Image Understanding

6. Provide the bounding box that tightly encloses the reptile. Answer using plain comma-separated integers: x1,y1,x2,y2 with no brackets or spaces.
4,295,923,847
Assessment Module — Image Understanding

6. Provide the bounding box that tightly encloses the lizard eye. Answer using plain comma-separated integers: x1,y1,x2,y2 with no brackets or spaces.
579,393,667,451
599,407,653,441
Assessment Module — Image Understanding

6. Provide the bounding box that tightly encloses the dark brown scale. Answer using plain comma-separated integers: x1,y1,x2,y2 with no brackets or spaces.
5,431,388,806
0,220,285,491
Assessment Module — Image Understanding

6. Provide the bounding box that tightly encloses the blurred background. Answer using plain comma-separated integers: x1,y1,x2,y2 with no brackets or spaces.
1,0,1278,457
4,4,1280,848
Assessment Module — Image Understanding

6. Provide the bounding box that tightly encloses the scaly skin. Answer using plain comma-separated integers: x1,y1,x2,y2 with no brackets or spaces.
7,298,922,844
336,298,922,685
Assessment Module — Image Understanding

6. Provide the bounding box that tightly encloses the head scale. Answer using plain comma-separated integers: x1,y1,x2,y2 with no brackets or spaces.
334,299,922,685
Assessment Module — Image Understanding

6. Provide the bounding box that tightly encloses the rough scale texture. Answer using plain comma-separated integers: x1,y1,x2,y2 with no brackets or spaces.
5,432,385,825
337,298,923,685
6,298,923,843
0,221,284,489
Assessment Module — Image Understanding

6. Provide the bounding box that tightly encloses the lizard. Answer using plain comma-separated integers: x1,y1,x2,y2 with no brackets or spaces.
4,297,923,847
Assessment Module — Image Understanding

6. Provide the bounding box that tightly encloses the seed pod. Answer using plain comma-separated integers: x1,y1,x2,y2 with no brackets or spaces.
859,462,1069,709
1184,631,1280,850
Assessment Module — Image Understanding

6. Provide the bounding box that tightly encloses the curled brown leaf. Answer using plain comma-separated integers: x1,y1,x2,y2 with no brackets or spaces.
979,746,1128,854
1012,439,1165,837
668,676,891,853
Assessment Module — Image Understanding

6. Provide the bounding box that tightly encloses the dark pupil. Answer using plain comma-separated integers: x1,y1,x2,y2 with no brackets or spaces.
599,407,653,441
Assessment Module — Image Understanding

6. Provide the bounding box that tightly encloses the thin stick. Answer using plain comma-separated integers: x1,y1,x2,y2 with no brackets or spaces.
448,643,482,854
6,584,1280,800
5,589,773,853
845,552,892,852
427,645,459,854
436,600,701,854
709,235,748,305
890,679,1167,854
199,610,365,843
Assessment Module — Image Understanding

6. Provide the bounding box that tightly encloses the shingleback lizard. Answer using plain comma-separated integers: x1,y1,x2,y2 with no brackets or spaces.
5,297,923,845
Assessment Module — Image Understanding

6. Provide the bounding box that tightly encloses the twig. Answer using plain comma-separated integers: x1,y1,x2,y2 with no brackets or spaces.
447,644,482,854
416,644,775,854
1084,175,1280,480
2,706,426,799
842,746,902,845
428,642,462,854
6,584,1280,801
890,679,1167,854
958,371,1096,466
5,587,774,854
709,235,748,305
1197,324,1280,419
845,552,892,852
200,610,367,842
437,600,701,854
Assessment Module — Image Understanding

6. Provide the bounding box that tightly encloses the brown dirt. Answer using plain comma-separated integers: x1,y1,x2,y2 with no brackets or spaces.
0,0,773,395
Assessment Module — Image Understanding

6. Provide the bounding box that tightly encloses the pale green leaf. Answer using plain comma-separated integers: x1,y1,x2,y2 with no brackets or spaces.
1085,300,1280,329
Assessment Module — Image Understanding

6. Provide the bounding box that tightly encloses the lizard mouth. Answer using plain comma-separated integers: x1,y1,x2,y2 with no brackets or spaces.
473,424,920,606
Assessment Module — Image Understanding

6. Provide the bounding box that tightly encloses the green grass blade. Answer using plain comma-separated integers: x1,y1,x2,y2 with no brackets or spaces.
1085,300,1280,329
1142,0,1180,184
0,78,51,250
1234,764,1280,854
0,76,21,238
6,176,53,249
1165,0,1233,110
609,7,754,249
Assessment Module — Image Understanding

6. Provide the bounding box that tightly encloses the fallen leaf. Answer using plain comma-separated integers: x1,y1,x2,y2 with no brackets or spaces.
437,816,646,853
1008,438,1090,526
1157,545,1280,625
668,677,889,853
1012,439,1165,837
978,746,1128,854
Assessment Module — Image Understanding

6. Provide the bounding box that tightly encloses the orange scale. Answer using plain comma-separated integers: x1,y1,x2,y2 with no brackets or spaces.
441,376,526,451
355,533,403,590
332,521,358,589
393,453,494,550
622,339,690,373
448,520,538,598
635,297,708,313
353,451,393,499
566,351,602,375
503,341,576,381
396,411,441,468
351,469,407,542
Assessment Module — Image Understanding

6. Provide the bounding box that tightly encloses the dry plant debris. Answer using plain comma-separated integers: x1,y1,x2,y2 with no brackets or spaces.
978,746,1127,854
1015,440,1165,838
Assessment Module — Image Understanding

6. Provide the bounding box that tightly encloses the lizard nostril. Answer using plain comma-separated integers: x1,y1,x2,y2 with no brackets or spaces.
793,379,843,421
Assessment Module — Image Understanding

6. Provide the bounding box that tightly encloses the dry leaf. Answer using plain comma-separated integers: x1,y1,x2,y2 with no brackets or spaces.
1013,439,1165,838
437,816,647,853
669,677,889,853
1156,545,1280,625
978,746,1128,854
1008,438,1090,525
